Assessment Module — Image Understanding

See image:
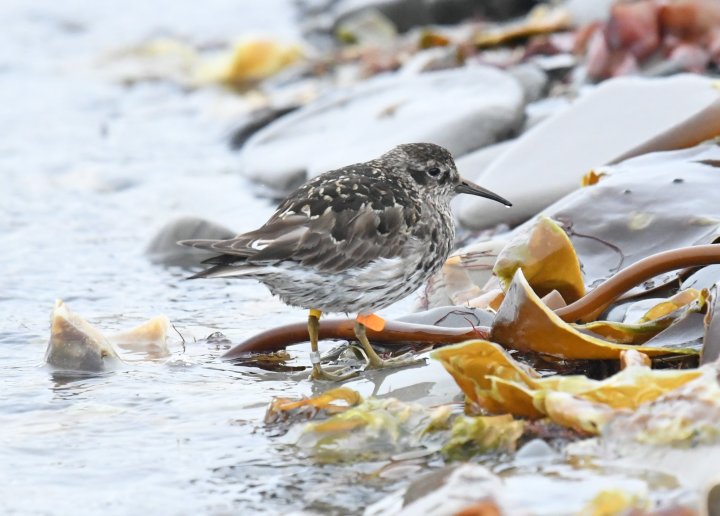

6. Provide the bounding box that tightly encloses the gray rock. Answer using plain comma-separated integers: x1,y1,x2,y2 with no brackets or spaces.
454,139,513,192
458,74,720,229
240,66,525,192
333,0,540,34
565,0,616,26
229,105,298,150
365,463,502,516
146,216,236,267
508,63,548,103
515,438,558,462
399,46,459,75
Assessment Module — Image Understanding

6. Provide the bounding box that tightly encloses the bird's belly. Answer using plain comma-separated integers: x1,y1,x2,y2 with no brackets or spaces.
260,255,435,314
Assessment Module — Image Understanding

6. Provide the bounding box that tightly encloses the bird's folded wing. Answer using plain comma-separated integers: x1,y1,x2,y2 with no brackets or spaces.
252,204,415,273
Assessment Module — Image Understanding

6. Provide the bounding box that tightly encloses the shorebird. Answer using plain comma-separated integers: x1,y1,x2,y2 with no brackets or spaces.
180,143,511,380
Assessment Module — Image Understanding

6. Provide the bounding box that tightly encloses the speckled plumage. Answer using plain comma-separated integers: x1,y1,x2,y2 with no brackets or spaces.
180,143,510,314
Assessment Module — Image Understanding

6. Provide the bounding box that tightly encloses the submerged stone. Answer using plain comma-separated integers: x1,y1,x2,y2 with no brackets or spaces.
146,216,236,267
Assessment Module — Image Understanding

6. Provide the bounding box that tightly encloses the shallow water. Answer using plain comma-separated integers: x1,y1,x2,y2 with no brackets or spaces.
0,2,703,514
0,1,431,514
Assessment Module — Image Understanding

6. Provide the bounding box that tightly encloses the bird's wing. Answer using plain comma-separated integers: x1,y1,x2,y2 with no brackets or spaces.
260,203,416,272
182,166,421,273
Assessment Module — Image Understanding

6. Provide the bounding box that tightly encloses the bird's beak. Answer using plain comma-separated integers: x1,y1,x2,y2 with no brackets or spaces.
455,178,512,207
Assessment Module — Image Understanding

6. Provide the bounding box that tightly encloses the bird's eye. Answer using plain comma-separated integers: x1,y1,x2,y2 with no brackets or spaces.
427,167,441,177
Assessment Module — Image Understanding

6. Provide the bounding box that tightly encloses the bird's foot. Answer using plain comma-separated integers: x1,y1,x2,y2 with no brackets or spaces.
309,363,359,382
362,348,426,371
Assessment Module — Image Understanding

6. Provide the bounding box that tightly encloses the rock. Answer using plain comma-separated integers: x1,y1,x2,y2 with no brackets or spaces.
508,63,548,103
454,140,514,189
240,66,525,192
335,6,398,45
458,74,720,229
515,438,558,462
229,106,298,150
564,0,616,26
365,463,503,516
332,0,539,35
146,216,236,267
398,46,459,75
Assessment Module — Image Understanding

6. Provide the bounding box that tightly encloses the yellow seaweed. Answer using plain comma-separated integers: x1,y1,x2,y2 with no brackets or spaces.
202,37,303,88
441,414,524,460
433,339,702,432
267,387,363,418
581,489,650,516
430,339,540,412
491,269,698,359
474,5,570,48
538,391,616,434
493,216,585,303
578,289,704,345
295,396,523,462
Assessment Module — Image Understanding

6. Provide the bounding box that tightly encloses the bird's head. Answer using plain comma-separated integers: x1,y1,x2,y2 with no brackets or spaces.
384,143,512,207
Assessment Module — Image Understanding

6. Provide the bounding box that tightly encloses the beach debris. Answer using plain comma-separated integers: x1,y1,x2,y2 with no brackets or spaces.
474,5,571,48
46,300,123,371
493,215,585,303
45,300,172,371
265,387,363,427
267,389,522,463
98,36,303,89
199,37,304,89
491,270,699,359
440,413,524,460
433,339,704,433
455,142,720,300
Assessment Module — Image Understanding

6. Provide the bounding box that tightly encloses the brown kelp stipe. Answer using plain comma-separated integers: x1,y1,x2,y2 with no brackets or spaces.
554,244,720,322
223,320,490,359
222,244,720,357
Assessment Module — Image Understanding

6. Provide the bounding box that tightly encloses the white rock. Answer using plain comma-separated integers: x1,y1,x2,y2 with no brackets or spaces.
458,74,720,229
453,139,513,196
240,66,525,191
508,63,548,103
515,438,558,462
366,464,502,516
565,0,617,26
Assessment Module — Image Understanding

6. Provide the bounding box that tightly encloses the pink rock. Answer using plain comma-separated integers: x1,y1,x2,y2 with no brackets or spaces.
668,43,711,73
606,0,661,60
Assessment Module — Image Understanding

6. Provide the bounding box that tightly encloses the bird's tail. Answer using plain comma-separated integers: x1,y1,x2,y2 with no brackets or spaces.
178,238,221,249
